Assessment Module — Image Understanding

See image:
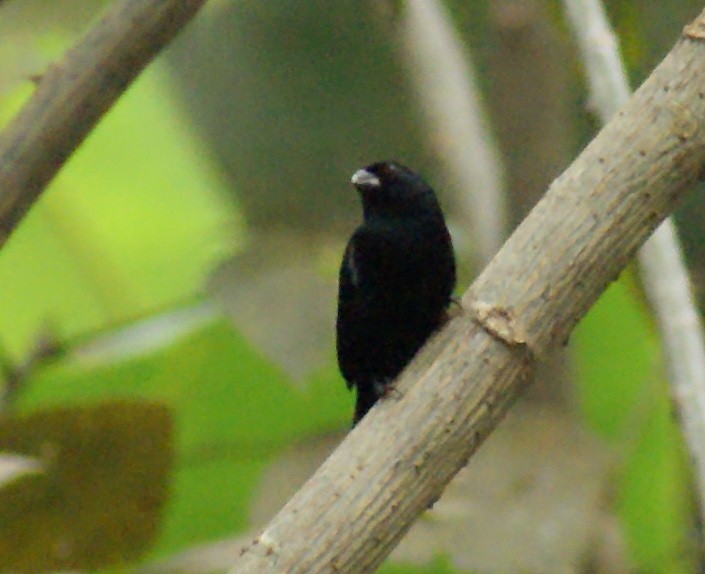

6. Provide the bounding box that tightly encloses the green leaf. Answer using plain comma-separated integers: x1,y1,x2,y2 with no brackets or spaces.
0,60,242,358
15,316,349,558
573,276,693,571
380,554,471,573
0,401,172,571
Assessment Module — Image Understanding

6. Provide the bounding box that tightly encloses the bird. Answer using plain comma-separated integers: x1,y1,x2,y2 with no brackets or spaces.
336,161,456,425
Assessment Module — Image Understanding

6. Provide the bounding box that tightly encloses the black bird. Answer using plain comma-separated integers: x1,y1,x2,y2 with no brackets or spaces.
336,161,456,425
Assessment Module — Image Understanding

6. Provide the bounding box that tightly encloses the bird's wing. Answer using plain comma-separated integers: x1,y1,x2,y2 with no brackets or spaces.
337,237,365,390
339,223,405,303
336,221,431,390
337,226,398,389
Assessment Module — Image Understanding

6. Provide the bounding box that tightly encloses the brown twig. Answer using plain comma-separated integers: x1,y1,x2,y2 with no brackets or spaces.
0,0,208,247
0,331,64,413
231,8,705,573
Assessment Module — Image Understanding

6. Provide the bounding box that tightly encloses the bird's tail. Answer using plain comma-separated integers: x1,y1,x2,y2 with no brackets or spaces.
352,387,379,427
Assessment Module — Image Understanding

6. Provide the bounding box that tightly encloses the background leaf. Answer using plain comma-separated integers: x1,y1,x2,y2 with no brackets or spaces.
0,401,172,572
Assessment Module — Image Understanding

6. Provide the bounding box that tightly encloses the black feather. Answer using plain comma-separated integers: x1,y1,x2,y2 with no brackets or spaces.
336,161,456,425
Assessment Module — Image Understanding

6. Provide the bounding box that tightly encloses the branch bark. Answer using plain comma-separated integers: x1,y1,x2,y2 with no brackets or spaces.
0,0,208,246
564,0,705,526
232,8,705,574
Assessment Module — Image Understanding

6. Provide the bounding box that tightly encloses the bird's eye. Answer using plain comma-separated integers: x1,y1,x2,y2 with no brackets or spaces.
378,163,399,178
361,161,401,182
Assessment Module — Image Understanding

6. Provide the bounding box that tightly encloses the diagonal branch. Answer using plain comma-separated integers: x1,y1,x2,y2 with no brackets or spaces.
0,0,208,246
232,8,705,574
564,0,705,521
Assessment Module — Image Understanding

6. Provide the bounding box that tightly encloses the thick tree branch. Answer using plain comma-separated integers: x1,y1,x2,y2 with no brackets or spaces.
232,9,705,574
564,0,705,526
0,0,208,246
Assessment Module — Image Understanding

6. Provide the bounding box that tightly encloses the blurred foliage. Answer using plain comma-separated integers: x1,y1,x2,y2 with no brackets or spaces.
0,0,703,573
165,0,473,236
0,401,172,571
574,276,695,572
15,318,350,558
0,59,241,358
379,555,467,574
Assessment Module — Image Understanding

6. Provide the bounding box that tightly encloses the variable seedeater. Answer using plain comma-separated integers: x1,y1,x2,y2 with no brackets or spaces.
336,161,456,425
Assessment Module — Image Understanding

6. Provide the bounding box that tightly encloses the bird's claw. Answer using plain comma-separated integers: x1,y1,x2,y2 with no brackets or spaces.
374,378,403,401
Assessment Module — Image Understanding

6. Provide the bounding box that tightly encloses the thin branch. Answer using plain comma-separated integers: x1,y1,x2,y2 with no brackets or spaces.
564,0,705,520
231,9,705,573
397,0,507,265
638,220,705,485
562,0,630,121
0,0,208,247
0,330,63,413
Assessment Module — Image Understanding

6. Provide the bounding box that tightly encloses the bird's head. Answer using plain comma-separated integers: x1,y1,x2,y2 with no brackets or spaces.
351,161,440,220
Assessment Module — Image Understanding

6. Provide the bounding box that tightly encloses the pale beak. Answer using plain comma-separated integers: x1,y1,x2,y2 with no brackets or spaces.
351,168,381,189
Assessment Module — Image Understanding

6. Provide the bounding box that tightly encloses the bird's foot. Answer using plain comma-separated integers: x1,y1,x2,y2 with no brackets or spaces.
374,378,403,401
442,296,464,323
